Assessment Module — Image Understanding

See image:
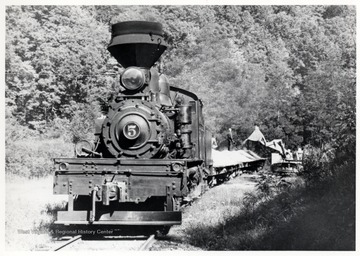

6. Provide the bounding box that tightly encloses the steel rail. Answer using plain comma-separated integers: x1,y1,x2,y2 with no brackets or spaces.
52,235,82,251
138,234,156,251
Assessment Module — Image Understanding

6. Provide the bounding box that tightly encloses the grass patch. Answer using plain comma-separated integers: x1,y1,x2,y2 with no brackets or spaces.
167,174,257,249
5,176,68,250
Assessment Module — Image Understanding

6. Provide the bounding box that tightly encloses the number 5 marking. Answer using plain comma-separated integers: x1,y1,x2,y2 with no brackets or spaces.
127,125,137,137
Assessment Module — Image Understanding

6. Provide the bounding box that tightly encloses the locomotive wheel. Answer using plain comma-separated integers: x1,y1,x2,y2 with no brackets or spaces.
155,226,171,239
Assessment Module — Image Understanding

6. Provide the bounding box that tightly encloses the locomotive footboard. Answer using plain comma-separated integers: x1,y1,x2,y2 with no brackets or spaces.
53,158,197,226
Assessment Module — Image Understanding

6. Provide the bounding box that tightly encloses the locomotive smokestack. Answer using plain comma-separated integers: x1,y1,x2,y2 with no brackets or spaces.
108,21,167,68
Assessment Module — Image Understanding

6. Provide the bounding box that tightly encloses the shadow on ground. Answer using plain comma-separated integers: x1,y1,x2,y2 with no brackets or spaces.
182,182,355,250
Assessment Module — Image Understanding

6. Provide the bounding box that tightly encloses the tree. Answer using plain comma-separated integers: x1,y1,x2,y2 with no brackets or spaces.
5,5,356,151
6,6,112,125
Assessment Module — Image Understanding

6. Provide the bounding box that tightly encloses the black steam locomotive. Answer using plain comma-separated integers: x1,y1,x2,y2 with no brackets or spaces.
53,21,213,234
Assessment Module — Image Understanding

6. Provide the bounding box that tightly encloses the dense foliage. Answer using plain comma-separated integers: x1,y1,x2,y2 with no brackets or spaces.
6,5,355,151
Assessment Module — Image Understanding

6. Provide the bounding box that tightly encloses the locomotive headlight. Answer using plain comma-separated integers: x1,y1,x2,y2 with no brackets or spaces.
121,67,145,91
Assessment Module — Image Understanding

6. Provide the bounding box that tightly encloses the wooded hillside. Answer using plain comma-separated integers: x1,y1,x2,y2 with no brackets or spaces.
6,5,355,151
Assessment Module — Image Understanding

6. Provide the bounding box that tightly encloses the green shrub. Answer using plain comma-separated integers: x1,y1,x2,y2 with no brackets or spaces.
300,144,335,184
6,138,73,178
6,117,39,144
68,103,100,143
43,118,72,141
5,112,92,178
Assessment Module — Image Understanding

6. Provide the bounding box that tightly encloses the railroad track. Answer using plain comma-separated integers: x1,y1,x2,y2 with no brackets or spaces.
51,234,156,251
137,234,156,251
52,235,82,251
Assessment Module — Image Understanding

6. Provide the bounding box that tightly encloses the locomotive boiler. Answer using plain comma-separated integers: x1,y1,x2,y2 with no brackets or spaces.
53,21,213,234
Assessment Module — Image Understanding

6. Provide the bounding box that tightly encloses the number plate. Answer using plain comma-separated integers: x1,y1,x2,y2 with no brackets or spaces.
123,122,140,139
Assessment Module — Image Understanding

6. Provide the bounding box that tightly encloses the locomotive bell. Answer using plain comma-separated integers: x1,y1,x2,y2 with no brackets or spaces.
108,21,167,68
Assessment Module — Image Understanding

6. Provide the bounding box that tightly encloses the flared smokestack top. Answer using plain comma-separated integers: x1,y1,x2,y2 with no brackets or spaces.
108,21,167,68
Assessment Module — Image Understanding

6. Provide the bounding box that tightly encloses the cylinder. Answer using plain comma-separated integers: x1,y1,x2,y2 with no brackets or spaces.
181,133,192,149
178,105,192,124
